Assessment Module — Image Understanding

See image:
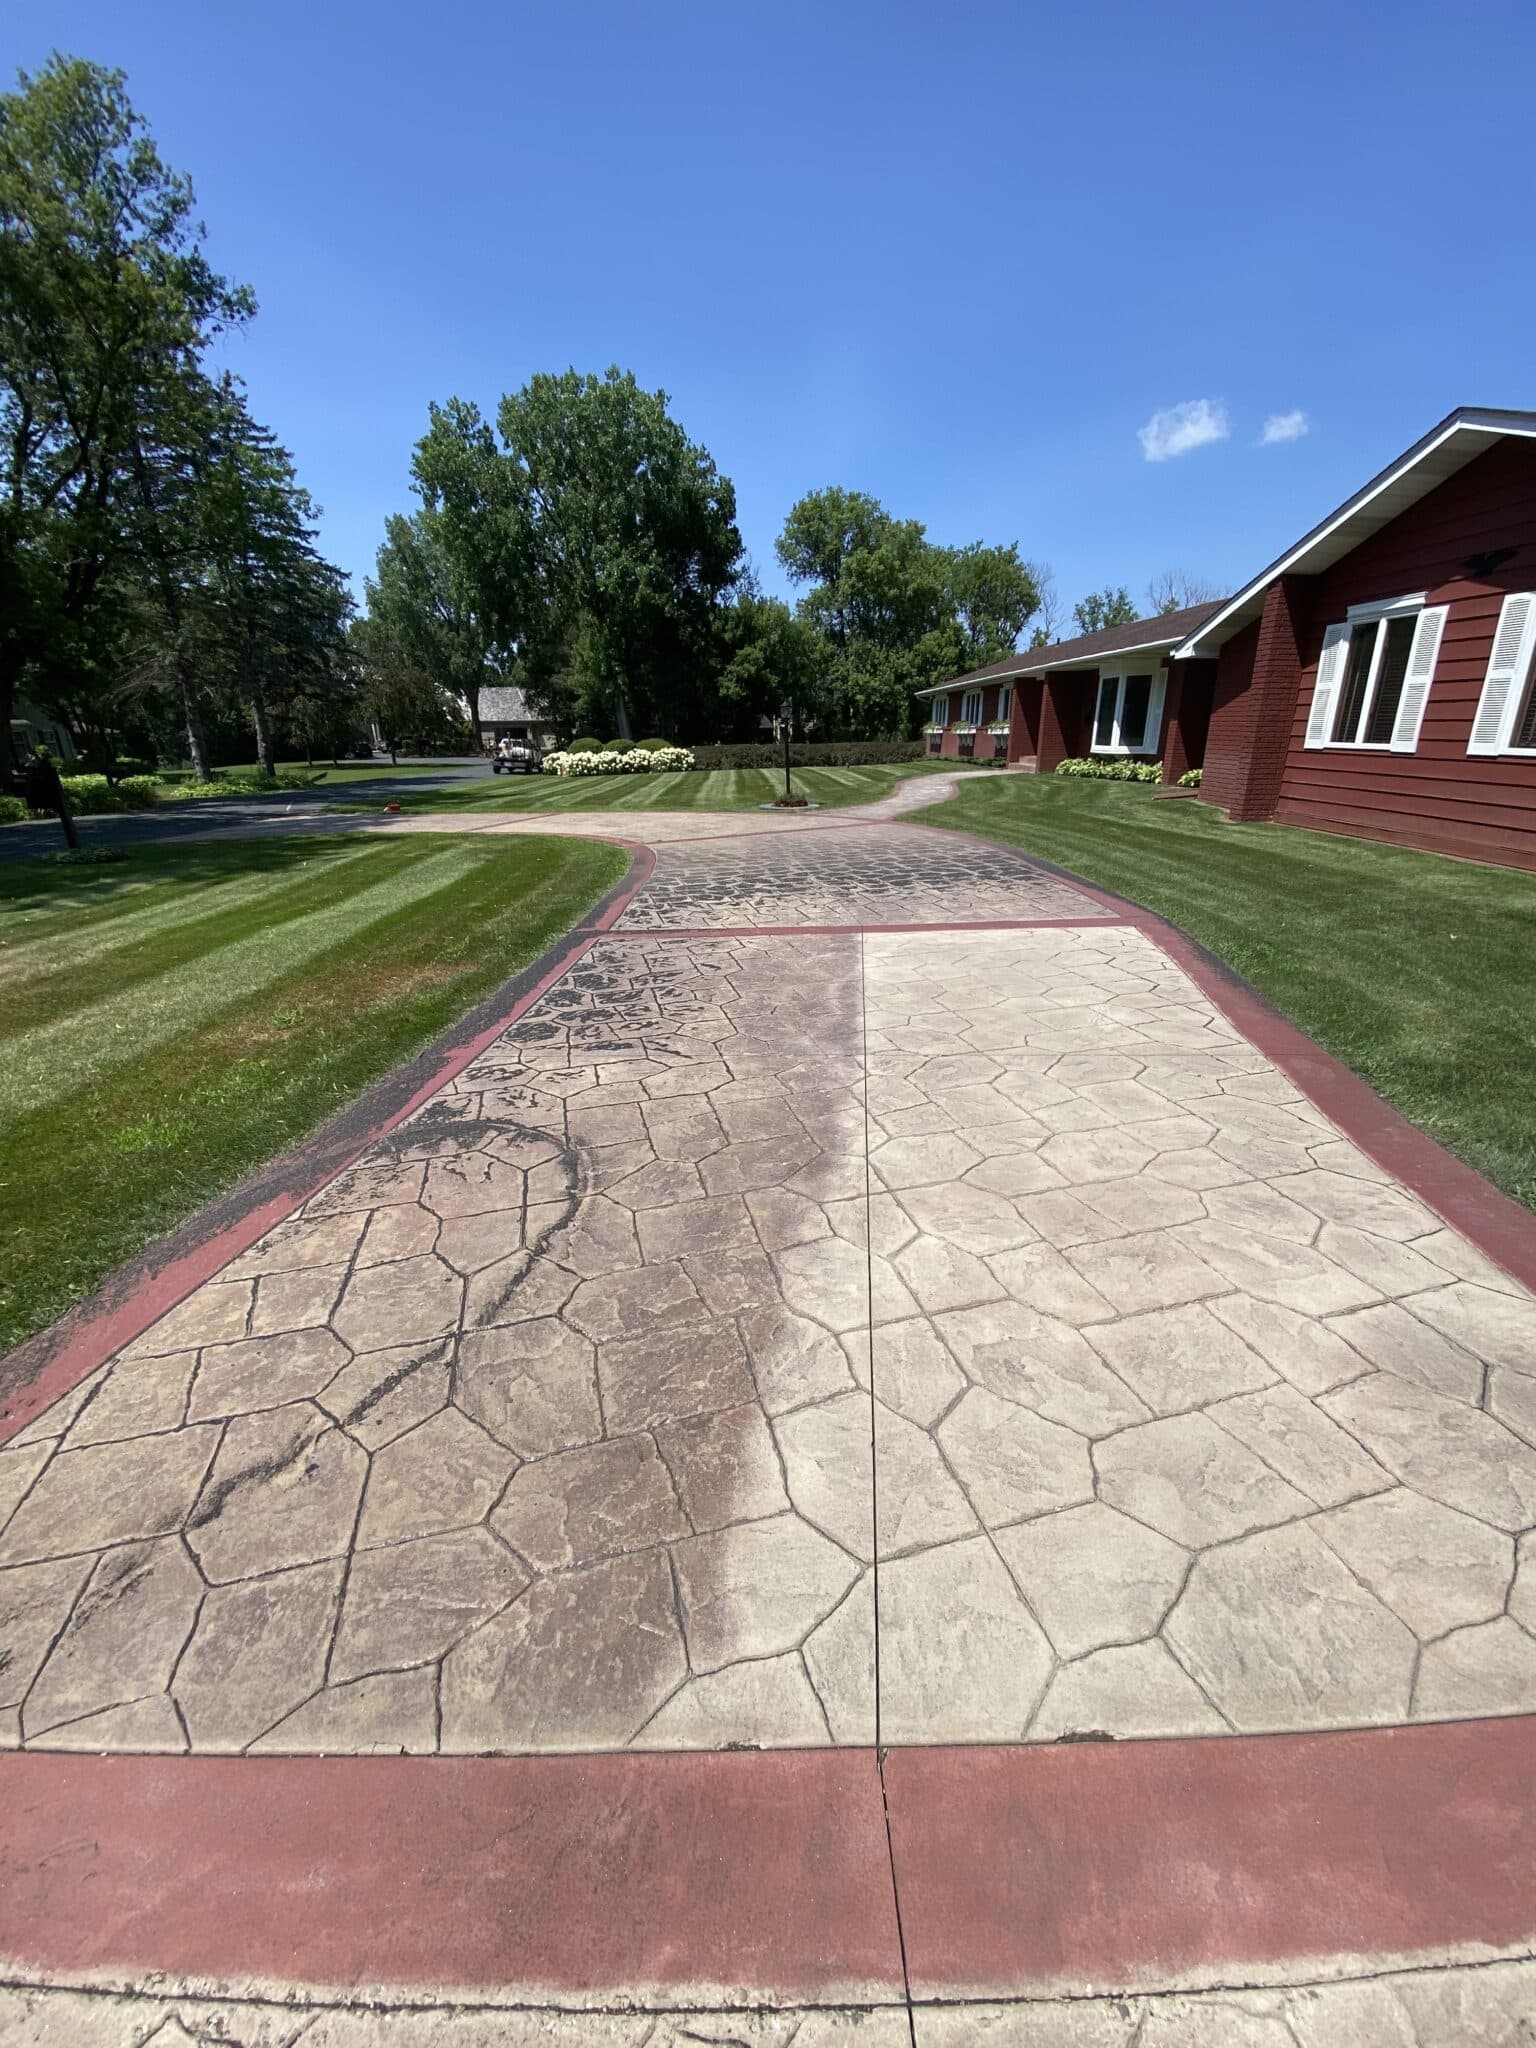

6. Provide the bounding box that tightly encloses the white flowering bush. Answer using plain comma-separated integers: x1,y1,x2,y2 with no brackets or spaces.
542,745,694,776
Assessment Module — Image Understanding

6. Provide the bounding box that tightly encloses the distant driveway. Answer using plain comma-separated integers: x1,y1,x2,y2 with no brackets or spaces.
0,764,491,863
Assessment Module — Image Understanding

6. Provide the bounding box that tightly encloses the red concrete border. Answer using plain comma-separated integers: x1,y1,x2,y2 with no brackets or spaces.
885,1716,1536,1997
0,844,656,1448
2,1720,1534,2000
0,1749,902,2004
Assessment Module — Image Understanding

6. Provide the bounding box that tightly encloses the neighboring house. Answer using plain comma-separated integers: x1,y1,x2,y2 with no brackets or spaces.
923,406,1536,870
477,686,560,753
9,699,77,765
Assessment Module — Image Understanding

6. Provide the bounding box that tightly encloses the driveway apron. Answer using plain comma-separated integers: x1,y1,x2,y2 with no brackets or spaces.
5,775,1536,1761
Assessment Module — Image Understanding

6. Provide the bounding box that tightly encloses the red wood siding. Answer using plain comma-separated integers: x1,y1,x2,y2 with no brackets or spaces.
1273,438,1536,868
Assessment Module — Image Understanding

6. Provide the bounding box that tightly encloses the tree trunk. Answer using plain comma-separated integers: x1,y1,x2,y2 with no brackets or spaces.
178,657,211,781
251,689,276,778
56,787,79,851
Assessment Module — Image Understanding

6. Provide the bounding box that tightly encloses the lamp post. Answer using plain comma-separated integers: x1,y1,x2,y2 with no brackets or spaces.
780,698,793,805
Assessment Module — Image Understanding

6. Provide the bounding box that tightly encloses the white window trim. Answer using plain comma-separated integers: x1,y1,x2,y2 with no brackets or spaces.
931,695,950,726
1347,591,1428,623
1091,669,1166,756
960,690,984,725
1468,593,1536,756
1303,596,1446,753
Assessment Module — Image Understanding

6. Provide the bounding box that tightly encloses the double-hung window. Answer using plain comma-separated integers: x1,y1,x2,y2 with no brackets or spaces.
1468,593,1536,755
1303,596,1447,752
1091,671,1164,755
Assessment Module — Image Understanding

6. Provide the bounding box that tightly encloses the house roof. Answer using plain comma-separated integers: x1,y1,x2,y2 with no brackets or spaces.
913,600,1225,699
478,685,540,723
1173,406,1536,659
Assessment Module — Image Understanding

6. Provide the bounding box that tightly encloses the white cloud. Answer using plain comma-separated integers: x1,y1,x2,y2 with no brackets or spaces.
1138,398,1230,463
1260,409,1310,446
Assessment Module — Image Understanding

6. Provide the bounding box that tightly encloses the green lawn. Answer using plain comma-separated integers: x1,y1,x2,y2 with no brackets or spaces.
332,760,975,815
918,775,1536,1212
0,833,625,1355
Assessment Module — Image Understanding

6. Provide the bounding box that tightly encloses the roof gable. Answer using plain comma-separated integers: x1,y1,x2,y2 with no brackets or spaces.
1174,407,1536,659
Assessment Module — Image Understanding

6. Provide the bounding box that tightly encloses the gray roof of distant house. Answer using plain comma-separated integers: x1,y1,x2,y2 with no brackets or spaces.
478,686,541,722
913,601,1226,698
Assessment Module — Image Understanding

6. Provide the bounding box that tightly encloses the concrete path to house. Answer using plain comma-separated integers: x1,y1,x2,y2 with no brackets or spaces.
4,773,1536,2043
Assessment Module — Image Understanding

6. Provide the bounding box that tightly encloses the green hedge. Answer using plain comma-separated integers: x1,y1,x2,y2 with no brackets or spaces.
688,740,927,770
55,773,165,813
0,794,28,825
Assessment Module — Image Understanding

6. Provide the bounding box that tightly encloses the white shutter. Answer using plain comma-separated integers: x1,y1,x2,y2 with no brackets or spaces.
1144,674,1167,754
1305,622,1352,747
1468,594,1536,754
1389,604,1447,752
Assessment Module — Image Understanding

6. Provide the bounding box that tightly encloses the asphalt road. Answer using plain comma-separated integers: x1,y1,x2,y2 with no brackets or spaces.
0,762,492,864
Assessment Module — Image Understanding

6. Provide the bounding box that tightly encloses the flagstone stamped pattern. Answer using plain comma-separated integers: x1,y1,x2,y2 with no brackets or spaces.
5,821,1536,1756
4,1953,1535,2044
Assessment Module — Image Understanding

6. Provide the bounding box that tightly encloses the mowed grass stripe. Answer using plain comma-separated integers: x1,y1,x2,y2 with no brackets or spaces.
0,833,625,1355
0,839,398,1019
0,841,385,965
3,839,512,1120
361,762,964,816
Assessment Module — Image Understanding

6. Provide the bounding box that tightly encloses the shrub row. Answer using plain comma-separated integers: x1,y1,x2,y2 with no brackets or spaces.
56,773,165,813
9,767,329,821
542,746,695,776
565,736,673,755
687,740,926,770
1053,756,1163,785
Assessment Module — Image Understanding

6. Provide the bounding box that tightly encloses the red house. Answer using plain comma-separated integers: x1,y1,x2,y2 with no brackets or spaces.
921,408,1536,871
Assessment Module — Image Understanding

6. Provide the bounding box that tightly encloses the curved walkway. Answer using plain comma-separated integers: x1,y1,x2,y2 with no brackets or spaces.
3,777,1535,2036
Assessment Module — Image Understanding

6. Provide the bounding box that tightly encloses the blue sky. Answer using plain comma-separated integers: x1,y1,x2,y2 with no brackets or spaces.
12,0,1534,626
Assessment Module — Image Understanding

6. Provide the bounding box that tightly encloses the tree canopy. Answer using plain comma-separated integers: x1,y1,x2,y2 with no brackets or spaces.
0,55,353,779
1072,586,1140,636
775,489,1040,736
405,368,746,742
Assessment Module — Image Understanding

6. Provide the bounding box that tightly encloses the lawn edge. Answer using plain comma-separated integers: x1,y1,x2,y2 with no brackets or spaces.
0,842,654,1444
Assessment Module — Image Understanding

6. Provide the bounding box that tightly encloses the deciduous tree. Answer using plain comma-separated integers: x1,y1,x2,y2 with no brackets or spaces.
0,55,252,775
1072,586,1139,635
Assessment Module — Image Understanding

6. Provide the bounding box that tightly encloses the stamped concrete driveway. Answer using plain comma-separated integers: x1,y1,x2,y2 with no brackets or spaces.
5,778,1536,1761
